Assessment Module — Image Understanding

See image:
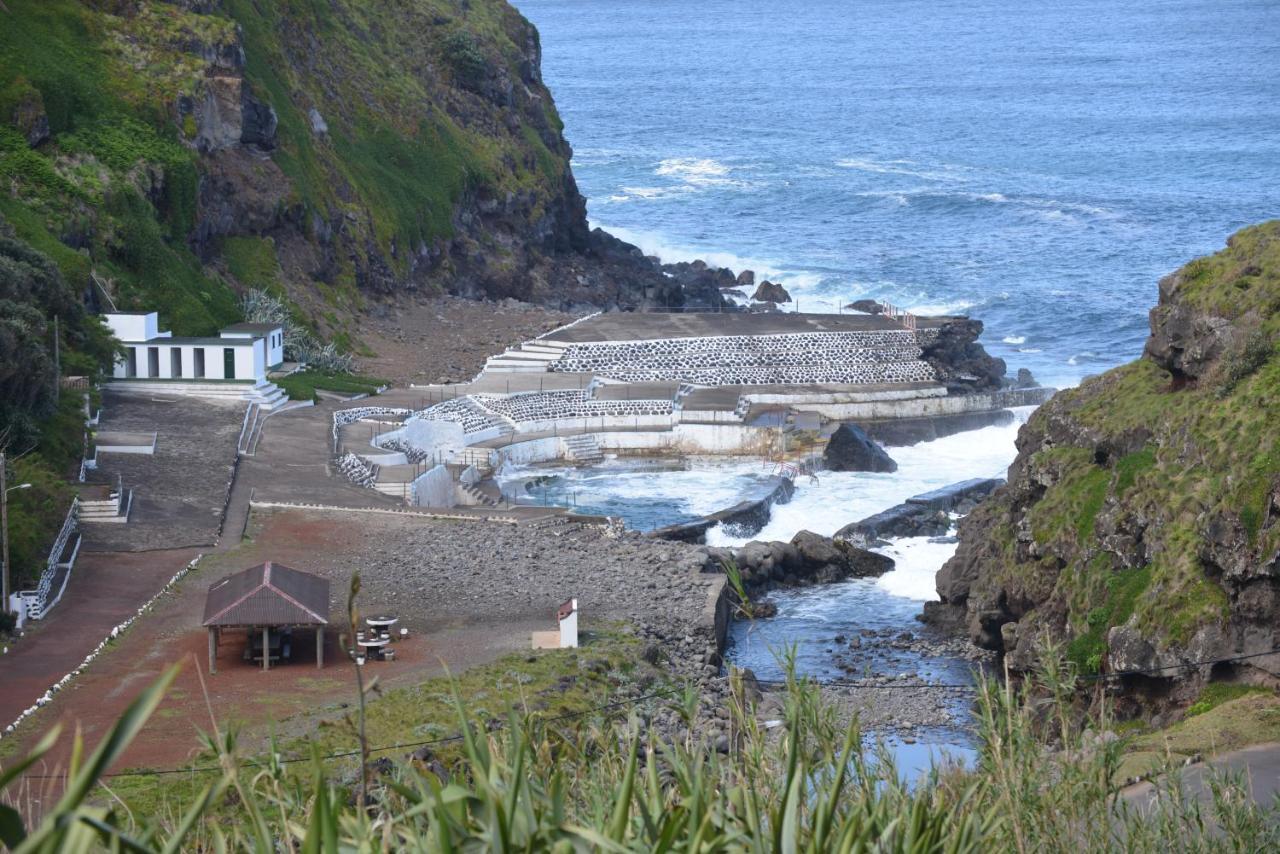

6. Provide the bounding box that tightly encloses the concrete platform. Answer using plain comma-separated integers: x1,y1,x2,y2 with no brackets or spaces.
539,312,952,343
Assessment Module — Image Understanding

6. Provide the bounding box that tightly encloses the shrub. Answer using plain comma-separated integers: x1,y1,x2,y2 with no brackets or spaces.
240,289,354,373
442,30,489,87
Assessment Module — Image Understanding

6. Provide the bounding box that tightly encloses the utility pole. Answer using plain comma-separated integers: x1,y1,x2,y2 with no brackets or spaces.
1,450,7,610
1,451,31,613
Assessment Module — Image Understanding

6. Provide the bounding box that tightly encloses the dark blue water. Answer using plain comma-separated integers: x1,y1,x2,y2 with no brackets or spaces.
518,0,1280,389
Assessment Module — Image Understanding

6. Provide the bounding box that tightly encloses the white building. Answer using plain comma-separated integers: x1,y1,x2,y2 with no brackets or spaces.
103,312,288,407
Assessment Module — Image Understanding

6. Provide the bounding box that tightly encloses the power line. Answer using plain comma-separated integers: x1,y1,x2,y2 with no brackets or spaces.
18,686,686,781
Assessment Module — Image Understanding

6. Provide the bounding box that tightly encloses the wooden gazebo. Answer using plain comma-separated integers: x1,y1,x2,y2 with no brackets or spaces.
202,561,330,673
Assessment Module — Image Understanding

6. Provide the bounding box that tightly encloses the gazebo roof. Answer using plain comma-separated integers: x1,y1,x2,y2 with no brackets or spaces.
202,561,330,627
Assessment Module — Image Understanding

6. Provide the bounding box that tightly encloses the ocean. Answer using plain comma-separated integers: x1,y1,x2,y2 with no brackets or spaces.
517,0,1280,390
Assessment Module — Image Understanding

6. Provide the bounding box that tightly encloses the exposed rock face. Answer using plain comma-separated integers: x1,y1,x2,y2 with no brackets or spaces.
824,424,897,473
1,0,683,323
920,319,1006,392
752,280,791,303
929,223,1280,702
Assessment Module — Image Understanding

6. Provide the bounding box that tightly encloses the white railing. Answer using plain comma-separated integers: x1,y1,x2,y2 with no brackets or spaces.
17,498,80,621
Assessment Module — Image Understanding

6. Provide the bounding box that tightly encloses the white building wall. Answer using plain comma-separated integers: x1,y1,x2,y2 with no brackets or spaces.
103,313,159,341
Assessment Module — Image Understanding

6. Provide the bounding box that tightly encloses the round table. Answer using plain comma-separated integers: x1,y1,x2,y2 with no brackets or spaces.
366,615,399,629
357,637,389,648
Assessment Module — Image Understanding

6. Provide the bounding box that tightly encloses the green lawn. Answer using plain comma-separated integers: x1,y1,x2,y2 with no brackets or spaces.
275,370,388,402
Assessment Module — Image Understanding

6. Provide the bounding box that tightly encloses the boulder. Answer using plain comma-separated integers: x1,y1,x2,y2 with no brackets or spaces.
791,529,894,578
823,424,897,473
752,280,791,303
308,107,329,135
846,298,884,314
736,269,756,287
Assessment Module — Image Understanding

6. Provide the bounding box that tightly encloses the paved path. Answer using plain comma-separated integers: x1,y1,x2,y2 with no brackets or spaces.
0,548,199,729
539,311,948,343
1123,742,1280,812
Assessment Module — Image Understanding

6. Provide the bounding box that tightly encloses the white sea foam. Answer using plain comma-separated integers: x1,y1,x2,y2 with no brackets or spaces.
1002,335,1026,345
593,222,824,295
905,299,976,316
656,157,732,183
708,409,1033,548
835,158,968,182
872,537,960,601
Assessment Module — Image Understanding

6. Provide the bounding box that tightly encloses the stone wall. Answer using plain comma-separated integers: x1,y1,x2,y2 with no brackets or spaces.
547,330,940,385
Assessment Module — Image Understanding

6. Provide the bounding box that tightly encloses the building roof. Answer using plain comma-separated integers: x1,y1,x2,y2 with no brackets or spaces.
222,322,282,335
202,561,330,627
125,337,257,347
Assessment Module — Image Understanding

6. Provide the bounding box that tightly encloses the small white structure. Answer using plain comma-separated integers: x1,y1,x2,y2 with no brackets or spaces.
531,598,579,650
104,313,283,383
102,312,288,407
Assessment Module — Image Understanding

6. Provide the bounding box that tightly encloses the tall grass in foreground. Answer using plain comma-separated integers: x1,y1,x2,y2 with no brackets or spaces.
2,657,1278,852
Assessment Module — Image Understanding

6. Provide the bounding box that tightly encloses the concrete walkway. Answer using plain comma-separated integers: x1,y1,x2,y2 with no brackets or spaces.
1123,742,1280,812
0,548,199,730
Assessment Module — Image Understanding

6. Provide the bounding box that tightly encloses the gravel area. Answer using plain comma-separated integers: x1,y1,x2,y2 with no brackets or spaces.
356,295,580,385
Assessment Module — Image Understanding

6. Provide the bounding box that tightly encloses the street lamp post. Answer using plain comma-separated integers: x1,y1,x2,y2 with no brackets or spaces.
1,451,34,613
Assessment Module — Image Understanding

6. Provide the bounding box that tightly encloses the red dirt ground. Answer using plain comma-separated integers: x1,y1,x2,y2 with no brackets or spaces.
2,509,537,784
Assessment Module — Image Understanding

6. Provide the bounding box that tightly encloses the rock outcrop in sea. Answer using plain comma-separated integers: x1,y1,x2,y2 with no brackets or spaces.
823,424,898,473
926,222,1280,709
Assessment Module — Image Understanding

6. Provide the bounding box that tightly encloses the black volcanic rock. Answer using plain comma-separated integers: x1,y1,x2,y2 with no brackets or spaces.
752,280,791,303
824,424,897,473
920,318,1006,392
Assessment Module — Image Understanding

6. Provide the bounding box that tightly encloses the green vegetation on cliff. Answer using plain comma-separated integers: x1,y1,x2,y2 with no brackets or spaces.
0,0,584,342
943,222,1280,682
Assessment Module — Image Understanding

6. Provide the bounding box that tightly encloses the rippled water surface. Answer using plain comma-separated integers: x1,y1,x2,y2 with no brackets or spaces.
519,0,1280,389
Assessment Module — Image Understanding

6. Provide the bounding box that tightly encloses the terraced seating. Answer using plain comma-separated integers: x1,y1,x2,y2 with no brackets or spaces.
410,396,510,435
471,390,673,425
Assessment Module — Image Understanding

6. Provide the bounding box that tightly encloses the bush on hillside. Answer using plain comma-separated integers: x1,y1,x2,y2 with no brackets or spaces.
240,288,353,373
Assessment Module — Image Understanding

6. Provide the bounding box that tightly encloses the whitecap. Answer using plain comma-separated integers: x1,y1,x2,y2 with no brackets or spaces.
905,299,976,316
835,157,968,182
656,157,730,181
1017,347,1043,353
1002,335,1026,345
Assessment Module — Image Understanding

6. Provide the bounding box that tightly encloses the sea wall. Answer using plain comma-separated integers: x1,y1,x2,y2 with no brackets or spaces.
647,477,795,543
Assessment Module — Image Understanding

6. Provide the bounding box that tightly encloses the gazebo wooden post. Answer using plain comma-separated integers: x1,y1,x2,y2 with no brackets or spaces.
208,627,217,675
316,626,324,669
262,626,270,672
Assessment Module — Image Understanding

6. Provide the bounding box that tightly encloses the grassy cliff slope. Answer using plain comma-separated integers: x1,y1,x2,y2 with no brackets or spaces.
0,0,602,344
933,223,1280,706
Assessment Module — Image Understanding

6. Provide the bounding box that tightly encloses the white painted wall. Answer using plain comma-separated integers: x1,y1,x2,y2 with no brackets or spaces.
412,464,456,508
103,313,159,341
559,603,579,648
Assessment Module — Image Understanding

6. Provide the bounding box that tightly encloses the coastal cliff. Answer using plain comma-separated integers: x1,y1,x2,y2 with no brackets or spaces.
0,0,674,343
929,222,1280,706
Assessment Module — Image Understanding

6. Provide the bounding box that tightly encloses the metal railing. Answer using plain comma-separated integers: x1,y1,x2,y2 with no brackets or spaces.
17,498,80,621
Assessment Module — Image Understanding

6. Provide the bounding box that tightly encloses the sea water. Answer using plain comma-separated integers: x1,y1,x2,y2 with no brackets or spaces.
518,0,1280,390
512,0,1279,769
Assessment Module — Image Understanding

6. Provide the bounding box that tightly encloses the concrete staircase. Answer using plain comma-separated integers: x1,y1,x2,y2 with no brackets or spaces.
563,434,604,465
107,379,290,409
459,480,499,507
482,339,572,373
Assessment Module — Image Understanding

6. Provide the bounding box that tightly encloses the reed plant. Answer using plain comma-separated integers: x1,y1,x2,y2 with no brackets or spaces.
2,650,1277,851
